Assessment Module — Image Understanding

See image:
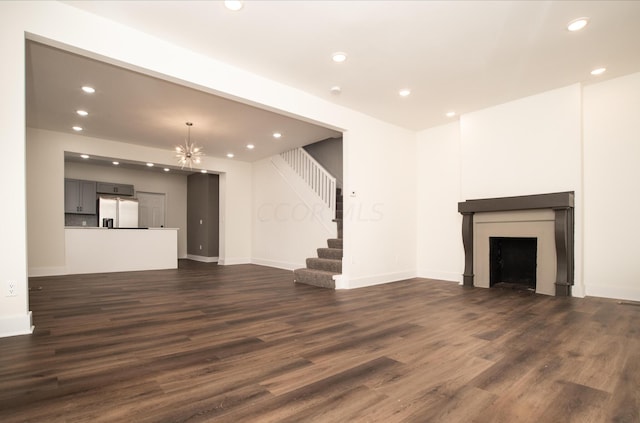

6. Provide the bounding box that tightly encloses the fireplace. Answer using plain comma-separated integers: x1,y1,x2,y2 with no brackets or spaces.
489,237,537,289
458,192,574,296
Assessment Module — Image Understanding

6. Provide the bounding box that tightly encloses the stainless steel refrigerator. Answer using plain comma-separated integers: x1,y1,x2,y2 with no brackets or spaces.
98,197,139,228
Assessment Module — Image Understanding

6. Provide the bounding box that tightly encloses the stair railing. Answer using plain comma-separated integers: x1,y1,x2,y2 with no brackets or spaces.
280,148,336,217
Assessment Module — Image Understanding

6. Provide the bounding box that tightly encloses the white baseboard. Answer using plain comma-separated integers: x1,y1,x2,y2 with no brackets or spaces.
571,283,586,298
333,274,347,289
186,254,219,263
586,284,640,302
416,269,463,283
28,266,67,277
344,270,417,289
0,311,34,338
251,258,302,271
218,257,251,266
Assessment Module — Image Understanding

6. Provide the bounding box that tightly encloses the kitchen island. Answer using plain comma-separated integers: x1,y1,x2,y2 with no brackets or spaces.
65,227,178,274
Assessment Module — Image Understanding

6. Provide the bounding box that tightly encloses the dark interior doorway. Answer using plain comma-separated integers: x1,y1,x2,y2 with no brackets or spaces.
490,237,537,290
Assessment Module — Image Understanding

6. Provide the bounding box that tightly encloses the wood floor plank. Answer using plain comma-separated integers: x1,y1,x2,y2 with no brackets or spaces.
0,261,637,422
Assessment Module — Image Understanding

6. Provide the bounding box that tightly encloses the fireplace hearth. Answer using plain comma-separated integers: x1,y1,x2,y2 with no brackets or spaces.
458,192,574,297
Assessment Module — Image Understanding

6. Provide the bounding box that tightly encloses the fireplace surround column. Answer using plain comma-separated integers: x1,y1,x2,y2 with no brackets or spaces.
458,192,574,297
461,212,474,287
553,206,574,296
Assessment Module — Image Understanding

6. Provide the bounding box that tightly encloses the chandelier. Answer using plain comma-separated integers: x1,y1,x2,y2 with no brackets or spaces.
175,122,204,169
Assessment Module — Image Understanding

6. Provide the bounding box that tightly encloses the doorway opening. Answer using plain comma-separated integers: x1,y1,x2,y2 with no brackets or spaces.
137,192,166,228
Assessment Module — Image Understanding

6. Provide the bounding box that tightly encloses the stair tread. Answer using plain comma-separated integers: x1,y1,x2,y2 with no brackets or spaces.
306,256,342,272
307,257,341,262
294,268,338,288
318,247,344,253
294,268,340,276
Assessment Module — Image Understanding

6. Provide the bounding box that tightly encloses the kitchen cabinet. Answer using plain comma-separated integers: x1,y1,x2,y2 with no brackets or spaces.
96,182,135,196
65,179,97,214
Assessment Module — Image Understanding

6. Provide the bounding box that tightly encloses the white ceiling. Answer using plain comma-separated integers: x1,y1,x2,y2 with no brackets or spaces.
26,42,341,164
28,1,640,163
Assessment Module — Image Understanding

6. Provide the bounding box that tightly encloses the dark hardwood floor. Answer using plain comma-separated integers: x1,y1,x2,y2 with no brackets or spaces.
0,261,638,422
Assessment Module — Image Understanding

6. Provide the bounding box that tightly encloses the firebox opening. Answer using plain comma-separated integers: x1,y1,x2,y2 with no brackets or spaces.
489,237,537,290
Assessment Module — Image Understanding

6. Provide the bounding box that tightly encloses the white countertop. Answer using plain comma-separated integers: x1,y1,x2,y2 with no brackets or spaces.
65,226,178,230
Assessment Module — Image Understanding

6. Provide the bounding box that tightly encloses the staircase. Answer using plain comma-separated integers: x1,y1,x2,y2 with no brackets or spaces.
293,188,343,288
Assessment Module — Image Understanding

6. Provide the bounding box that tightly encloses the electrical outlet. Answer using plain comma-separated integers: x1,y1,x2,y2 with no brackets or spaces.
199,245,203,250
6,281,17,297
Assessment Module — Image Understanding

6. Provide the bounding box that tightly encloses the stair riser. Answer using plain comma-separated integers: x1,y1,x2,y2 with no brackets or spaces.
306,258,342,273
327,238,343,249
294,269,336,289
317,248,343,260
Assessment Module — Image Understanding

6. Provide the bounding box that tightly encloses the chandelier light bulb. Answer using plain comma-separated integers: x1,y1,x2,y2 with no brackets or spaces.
176,122,205,169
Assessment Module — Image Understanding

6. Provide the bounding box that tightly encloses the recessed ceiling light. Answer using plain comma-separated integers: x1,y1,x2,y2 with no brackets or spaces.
446,111,456,118
591,67,606,76
399,89,411,97
330,86,342,95
227,153,235,158
273,132,282,139
163,168,170,172
76,110,88,116
80,154,90,159
72,126,83,132
567,17,589,32
332,52,347,63
112,161,119,166
146,163,154,167
201,169,207,173
81,86,95,94
246,144,255,150
224,0,243,11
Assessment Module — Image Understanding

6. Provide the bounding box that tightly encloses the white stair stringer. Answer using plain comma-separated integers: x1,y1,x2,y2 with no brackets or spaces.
271,152,336,235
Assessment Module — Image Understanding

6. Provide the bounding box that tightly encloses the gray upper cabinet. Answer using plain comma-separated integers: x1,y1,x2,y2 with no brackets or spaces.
96,182,135,196
65,179,97,214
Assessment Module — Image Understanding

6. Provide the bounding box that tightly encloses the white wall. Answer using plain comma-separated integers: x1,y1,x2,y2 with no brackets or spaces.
583,72,640,301
2,1,421,336
64,160,188,259
342,124,418,288
26,128,252,276
460,84,582,200
417,85,584,296
0,2,30,336
416,122,463,282
252,157,334,270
